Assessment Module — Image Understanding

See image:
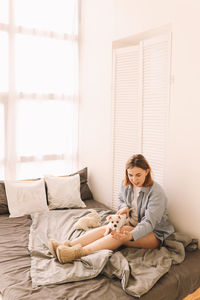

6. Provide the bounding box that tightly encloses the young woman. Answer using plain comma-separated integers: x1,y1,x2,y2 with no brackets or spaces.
48,154,174,263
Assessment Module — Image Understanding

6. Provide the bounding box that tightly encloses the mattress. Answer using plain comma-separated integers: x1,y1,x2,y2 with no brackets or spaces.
0,199,200,300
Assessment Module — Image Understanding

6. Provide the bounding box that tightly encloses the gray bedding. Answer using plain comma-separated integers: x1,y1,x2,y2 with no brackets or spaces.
29,208,198,298
0,200,200,300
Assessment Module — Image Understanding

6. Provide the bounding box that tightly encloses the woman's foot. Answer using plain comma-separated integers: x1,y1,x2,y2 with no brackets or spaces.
48,239,72,258
56,244,85,263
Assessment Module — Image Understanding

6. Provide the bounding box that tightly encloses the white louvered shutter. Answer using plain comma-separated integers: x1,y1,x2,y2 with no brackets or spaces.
112,45,140,210
142,34,171,187
112,34,171,210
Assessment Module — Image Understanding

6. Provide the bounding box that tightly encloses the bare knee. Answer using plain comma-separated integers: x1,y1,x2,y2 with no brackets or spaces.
123,233,160,249
92,225,108,239
100,225,107,234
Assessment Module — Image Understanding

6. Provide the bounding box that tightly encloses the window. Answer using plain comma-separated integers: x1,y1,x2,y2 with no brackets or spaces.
0,0,79,180
112,32,171,209
0,103,5,179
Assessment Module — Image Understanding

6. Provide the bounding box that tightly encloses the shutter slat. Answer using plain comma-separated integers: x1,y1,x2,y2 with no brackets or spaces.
142,34,170,186
112,34,171,209
112,45,140,210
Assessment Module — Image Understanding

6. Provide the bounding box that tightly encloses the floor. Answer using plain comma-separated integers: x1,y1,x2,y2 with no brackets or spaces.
183,287,200,300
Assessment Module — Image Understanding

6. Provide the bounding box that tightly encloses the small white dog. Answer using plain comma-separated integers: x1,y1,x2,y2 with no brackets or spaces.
104,214,128,236
75,209,101,231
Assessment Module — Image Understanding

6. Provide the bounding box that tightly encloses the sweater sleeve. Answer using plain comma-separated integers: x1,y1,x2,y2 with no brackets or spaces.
118,182,129,210
130,186,167,240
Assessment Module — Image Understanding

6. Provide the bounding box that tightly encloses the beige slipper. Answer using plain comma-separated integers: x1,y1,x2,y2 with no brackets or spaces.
56,244,85,263
48,239,72,258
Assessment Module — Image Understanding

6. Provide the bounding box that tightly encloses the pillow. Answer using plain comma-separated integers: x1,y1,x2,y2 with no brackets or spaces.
44,174,86,209
0,167,93,215
0,181,9,215
66,167,93,201
4,179,48,218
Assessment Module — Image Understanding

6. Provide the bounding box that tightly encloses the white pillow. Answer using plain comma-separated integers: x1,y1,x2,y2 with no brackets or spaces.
4,179,48,218
44,174,86,209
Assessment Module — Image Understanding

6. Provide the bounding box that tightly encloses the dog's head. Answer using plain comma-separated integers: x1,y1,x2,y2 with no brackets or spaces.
106,214,125,231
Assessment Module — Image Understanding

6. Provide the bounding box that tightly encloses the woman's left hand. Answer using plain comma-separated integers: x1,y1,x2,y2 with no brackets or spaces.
111,228,133,241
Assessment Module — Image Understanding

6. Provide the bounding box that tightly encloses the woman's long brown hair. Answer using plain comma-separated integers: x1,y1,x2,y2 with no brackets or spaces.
124,154,153,187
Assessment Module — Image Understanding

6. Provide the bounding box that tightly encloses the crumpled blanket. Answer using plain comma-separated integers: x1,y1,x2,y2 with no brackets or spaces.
28,209,198,298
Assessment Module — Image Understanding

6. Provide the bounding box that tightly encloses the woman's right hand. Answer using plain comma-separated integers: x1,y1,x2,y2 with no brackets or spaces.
117,206,129,218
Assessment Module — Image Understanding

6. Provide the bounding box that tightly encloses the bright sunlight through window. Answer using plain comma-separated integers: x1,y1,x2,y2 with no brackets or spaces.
0,104,5,178
0,32,8,92
0,0,79,180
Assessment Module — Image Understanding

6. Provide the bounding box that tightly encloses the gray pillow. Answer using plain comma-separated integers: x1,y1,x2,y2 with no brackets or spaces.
0,181,9,214
70,167,93,201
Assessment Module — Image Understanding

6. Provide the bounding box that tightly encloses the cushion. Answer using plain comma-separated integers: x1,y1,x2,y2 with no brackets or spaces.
69,167,93,200
0,167,93,215
4,179,49,218
44,174,86,209
0,181,9,214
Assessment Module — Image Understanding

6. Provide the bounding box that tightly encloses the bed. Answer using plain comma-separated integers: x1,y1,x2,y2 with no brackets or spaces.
0,168,200,300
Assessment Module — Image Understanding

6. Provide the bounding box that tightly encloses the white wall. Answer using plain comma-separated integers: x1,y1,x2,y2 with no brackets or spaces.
79,0,200,244
79,0,114,207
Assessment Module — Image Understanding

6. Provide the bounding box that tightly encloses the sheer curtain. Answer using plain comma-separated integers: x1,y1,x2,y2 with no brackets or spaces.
0,0,79,180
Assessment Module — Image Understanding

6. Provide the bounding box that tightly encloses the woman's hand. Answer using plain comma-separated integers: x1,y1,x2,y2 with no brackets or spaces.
117,206,129,218
111,227,133,242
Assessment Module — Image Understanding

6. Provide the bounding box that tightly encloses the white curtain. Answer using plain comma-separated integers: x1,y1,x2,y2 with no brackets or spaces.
0,0,79,180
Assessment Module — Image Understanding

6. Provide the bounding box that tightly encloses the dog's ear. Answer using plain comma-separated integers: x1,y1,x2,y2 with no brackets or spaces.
106,215,112,221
